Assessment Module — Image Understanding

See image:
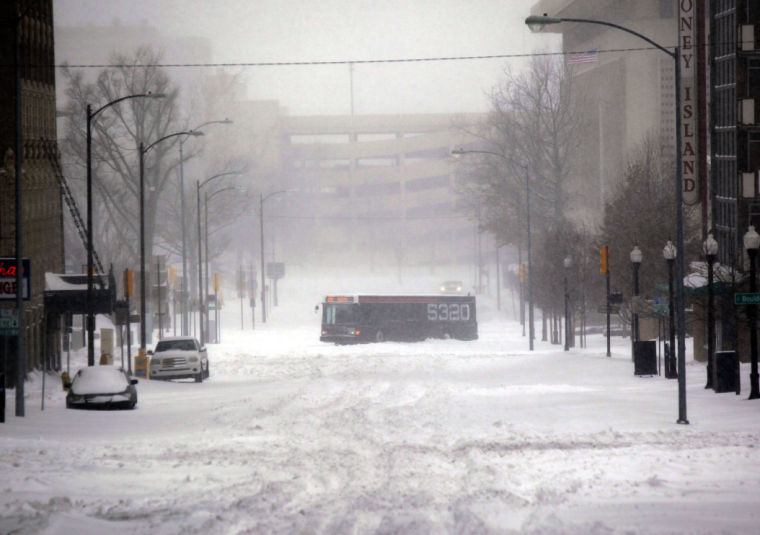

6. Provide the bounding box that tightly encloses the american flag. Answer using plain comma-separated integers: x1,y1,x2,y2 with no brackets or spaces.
568,49,598,64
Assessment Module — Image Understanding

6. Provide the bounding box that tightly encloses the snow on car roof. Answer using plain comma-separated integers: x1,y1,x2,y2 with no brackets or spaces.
71,366,129,395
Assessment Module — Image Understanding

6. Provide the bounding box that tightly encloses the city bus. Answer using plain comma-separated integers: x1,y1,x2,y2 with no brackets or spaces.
319,294,477,343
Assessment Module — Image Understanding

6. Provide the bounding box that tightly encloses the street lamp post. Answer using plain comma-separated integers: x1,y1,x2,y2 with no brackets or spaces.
743,226,760,399
703,233,718,389
663,241,678,379
197,172,240,344
526,14,688,424
13,0,46,417
630,245,643,356
259,191,287,324
85,92,164,368
204,186,237,340
139,130,202,359
177,119,232,336
496,245,501,311
451,147,534,350
564,255,572,351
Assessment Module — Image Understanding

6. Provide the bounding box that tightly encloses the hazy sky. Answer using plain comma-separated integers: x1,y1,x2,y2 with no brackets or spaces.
54,0,560,116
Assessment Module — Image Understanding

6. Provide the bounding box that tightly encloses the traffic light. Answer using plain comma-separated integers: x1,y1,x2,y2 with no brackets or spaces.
600,246,609,275
519,263,526,284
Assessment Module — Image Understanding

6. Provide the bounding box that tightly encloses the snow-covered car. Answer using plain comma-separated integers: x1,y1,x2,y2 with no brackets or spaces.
149,336,209,382
65,366,138,410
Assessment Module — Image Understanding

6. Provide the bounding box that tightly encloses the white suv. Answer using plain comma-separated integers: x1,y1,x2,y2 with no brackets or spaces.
149,336,209,382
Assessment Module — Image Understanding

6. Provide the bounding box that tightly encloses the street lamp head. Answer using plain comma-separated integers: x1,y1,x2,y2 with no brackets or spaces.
663,240,676,261
451,148,465,158
630,245,643,264
189,130,205,137
703,233,719,257
146,92,167,99
744,225,760,251
221,118,234,124
525,14,562,32
563,255,572,269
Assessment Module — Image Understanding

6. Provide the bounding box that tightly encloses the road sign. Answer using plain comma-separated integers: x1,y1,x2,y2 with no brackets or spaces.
735,293,760,305
0,309,19,336
266,262,285,280
597,304,620,314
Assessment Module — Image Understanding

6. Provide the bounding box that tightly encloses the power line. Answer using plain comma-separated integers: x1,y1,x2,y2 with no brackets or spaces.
269,214,469,221
51,45,670,70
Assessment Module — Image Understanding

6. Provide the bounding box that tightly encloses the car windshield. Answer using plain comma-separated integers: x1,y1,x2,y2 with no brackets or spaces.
71,366,128,395
155,339,197,352
323,303,357,325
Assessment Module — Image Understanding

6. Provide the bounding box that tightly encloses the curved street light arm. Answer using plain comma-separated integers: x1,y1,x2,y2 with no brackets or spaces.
207,185,238,202
560,18,675,58
90,92,166,122
199,170,243,190
525,15,675,59
194,118,234,131
144,130,202,154
262,190,288,203
180,119,233,148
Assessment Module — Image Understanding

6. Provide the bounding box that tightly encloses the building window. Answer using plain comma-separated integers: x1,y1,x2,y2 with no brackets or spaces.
659,0,674,18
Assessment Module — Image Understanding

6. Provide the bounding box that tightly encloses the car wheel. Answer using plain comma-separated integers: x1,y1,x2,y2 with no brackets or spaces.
375,330,385,343
204,361,210,379
195,370,203,383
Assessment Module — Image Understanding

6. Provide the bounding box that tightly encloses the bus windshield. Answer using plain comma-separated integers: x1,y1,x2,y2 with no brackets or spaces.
323,303,357,325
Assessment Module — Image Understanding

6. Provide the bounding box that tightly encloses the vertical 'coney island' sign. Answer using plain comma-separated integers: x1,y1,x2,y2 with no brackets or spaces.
679,0,699,206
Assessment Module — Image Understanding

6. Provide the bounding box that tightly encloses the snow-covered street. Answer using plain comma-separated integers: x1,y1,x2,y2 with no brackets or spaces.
2,290,760,534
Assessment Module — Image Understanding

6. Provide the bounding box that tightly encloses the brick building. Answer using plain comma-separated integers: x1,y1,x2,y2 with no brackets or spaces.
0,0,64,387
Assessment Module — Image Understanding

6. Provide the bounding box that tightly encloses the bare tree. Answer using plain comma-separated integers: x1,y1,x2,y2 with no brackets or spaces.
59,46,187,274
455,56,585,250
597,132,700,302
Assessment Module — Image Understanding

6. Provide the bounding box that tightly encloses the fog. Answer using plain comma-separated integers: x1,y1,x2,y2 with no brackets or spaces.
54,0,561,297
54,0,558,116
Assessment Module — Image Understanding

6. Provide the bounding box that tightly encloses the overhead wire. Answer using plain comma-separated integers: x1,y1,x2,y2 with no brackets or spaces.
51,45,671,70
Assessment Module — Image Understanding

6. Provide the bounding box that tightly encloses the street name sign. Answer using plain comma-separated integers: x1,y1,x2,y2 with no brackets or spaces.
735,293,760,305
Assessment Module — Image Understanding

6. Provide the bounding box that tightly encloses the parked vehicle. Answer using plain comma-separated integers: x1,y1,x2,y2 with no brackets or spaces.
65,366,138,410
149,336,209,382
320,294,477,343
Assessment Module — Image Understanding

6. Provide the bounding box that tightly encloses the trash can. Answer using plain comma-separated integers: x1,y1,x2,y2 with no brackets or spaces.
634,340,657,376
714,350,739,394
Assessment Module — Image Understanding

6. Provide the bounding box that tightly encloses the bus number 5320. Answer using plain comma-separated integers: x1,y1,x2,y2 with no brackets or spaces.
427,303,470,321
